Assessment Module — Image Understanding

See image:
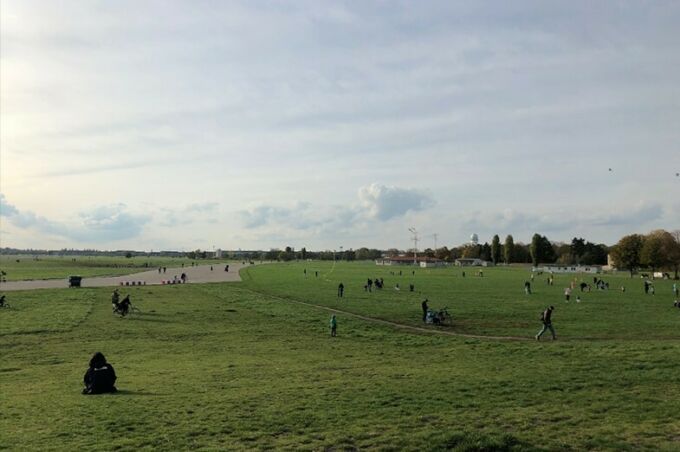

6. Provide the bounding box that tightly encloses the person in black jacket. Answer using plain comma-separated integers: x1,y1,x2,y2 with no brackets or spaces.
82,352,117,394
421,299,429,323
535,306,556,341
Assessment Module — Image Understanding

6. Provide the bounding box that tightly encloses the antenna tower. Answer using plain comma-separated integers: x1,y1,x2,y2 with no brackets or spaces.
408,227,419,264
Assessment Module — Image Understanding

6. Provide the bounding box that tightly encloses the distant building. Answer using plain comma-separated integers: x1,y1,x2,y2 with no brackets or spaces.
455,258,492,267
376,256,446,266
540,265,602,274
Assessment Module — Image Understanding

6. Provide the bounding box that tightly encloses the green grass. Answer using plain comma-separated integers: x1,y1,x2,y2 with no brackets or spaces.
0,255,231,281
2,262,680,450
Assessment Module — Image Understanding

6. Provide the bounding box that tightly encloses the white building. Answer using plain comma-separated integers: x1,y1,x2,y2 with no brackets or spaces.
540,265,602,274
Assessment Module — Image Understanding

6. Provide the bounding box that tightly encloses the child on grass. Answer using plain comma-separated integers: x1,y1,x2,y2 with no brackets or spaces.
330,315,337,337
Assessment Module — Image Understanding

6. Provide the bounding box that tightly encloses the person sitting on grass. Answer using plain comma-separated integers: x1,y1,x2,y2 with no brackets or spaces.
82,352,117,394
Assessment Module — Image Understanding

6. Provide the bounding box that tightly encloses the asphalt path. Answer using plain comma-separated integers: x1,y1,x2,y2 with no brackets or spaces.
0,263,249,291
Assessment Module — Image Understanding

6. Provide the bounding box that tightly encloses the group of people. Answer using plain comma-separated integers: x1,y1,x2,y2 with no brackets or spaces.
364,278,385,292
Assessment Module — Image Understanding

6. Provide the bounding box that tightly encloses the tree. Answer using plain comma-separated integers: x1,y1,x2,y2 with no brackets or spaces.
435,246,450,261
530,234,556,267
300,247,307,260
480,242,492,261
491,235,501,265
641,230,677,276
462,244,481,259
570,238,586,264
671,230,680,279
504,235,514,264
611,234,645,277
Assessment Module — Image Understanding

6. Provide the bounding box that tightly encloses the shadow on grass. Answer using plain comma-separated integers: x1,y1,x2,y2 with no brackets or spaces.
114,389,165,397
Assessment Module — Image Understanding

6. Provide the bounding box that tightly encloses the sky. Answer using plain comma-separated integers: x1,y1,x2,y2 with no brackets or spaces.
1,1,679,252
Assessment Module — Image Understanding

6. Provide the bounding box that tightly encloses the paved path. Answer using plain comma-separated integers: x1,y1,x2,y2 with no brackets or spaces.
0,263,250,291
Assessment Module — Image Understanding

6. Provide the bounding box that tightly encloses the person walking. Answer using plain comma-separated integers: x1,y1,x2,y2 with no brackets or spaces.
421,298,429,323
536,306,557,341
330,315,337,337
564,287,572,302
337,282,344,298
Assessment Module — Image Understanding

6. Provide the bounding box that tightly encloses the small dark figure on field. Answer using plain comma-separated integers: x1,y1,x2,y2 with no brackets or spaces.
180,273,187,283
674,300,680,309
536,306,556,341
644,280,650,294
564,287,571,302
158,267,162,274
114,295,131,316
394,283,400,291
330,315,337,337
524,281,531,295
225,265,229,272
82,352,117,394
399,270,402,276
337,282,344,298
163,267,167,273
673,283,678,297
462,271,465,278
409,284,414,292
367,279,373,292
422,299,429,323
210,266,213,271
315,271,318,278
0,294,6,307
412,270,415,276
111,289,120,306
303,269,307,277
580,282,588,292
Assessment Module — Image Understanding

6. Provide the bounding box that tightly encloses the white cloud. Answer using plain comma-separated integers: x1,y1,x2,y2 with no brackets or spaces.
358,183,434,221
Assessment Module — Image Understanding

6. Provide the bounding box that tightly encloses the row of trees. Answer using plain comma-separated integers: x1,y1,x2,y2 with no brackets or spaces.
224,229,680,278
610,230,680,278
412,234,608,267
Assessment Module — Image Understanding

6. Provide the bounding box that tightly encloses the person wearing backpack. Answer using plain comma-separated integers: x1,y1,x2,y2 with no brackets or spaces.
536,306,556,341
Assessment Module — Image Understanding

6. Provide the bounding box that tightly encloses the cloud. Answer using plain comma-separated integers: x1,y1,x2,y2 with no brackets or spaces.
0,194,149,242
160,202,220,227
0,194,19,216
358,183,435,221
590,202,663,227
240,184,434,236
240,202,321,229
460,201,666,241
77,204,150,241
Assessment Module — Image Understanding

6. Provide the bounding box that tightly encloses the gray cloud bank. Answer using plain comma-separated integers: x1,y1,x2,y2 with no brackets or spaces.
1,194,150,242
240,183,434,234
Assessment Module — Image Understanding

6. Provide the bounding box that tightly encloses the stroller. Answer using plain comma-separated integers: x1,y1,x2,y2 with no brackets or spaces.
113,295,137,317
425,307,452,325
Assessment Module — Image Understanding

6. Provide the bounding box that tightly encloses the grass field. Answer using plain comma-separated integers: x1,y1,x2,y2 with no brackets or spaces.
2,261,680,451
0,255,230,281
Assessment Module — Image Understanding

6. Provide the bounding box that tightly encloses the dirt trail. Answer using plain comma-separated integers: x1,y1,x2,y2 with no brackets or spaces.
239,287,530,341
